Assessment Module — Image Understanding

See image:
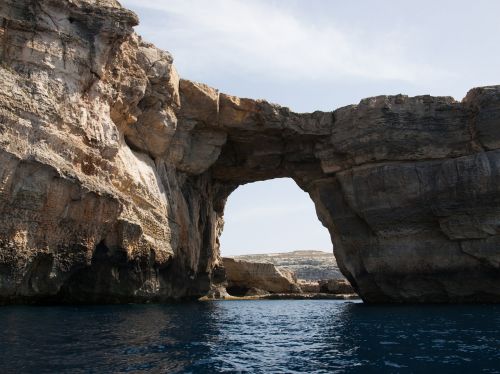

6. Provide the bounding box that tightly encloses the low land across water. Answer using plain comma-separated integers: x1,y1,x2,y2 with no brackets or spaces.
232,250,344,280
220,250,357,299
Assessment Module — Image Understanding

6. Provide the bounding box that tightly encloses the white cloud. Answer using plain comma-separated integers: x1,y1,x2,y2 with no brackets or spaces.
122,0,450,84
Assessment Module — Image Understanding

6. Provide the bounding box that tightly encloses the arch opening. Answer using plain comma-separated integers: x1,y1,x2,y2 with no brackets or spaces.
220,178,331,256
218,178,355,298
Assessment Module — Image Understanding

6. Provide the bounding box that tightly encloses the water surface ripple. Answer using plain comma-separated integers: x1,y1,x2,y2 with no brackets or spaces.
1,300,499,373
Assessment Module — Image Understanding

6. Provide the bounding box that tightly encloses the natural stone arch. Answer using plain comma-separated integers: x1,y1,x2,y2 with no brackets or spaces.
177,80,500,303
1,0,500,304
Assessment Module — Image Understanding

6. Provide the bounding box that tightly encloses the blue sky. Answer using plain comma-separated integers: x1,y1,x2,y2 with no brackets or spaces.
121,0,500,255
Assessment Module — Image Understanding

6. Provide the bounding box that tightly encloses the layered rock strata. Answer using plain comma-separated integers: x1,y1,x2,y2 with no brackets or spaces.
1,0,500,303
234,250,345,281
222,257,354,297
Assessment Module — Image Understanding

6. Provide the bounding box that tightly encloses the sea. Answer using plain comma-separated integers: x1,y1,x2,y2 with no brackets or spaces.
0,299,499,373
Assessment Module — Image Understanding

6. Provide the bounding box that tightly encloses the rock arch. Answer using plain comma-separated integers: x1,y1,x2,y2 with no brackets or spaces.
178,80,500,303
1,0,500,303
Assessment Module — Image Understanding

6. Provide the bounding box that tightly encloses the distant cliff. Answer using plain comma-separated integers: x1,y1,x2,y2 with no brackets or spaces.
221,255,354,297
222,257,300,295
233,251,344,281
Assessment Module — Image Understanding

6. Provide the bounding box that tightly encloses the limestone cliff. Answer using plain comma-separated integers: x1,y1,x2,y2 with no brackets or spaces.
223,257,299,295
222,256,354,296
234,250,345,281
1,0,500,303
0,0,222,303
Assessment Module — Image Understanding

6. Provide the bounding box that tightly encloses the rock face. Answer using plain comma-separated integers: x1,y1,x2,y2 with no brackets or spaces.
223,255,354,296
1,0,500,303
234,250,345,281
223,258,299,295
0,0,220,303
231,251,353,296
319,279,355,295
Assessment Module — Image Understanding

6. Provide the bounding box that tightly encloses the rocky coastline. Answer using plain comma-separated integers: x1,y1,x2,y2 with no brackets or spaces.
199,256,359,301
1,0,500,304
213,251,357,300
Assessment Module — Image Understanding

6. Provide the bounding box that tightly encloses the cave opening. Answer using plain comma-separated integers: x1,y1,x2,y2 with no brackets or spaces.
219,178,350,297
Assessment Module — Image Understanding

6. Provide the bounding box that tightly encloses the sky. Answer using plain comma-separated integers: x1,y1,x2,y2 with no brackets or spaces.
121,0,500,255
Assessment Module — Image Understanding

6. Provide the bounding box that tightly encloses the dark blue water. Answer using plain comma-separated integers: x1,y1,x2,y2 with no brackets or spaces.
1,300,500,373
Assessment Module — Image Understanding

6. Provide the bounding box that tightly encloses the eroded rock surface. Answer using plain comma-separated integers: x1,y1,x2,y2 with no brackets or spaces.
222,256,354,297
223,258,299,295
234,250,345,281
0,0,220,303
1,0,500,303
319,279,354,295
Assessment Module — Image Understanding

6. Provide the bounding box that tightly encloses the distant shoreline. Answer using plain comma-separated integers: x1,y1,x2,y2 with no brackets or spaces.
226,249,333,257
201,293,360,301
